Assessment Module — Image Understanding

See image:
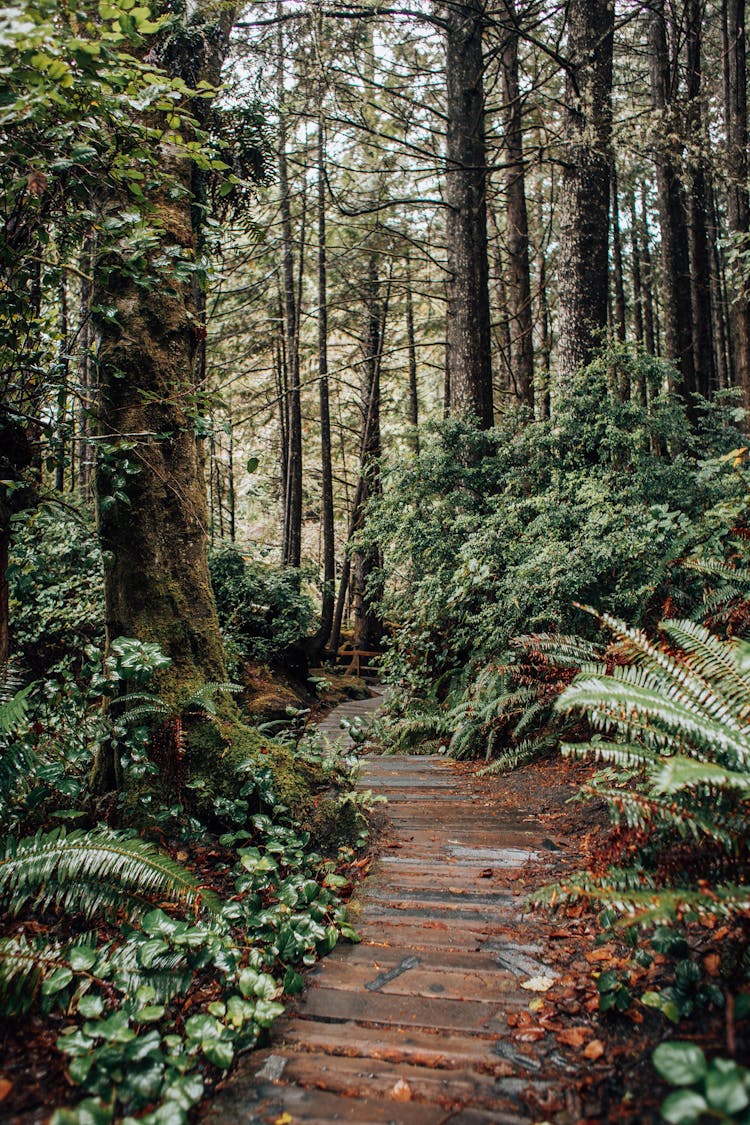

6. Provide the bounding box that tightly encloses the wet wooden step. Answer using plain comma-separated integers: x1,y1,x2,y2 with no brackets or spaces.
203,695,561,1125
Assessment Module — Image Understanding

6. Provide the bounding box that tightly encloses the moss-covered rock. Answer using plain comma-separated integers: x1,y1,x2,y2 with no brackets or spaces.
182,717,326,824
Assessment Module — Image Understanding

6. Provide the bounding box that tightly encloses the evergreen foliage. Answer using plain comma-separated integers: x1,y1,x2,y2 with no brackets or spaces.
542,612,750,925
368,351,747,760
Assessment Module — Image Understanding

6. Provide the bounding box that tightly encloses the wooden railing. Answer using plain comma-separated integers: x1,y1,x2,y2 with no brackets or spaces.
332,648,381,676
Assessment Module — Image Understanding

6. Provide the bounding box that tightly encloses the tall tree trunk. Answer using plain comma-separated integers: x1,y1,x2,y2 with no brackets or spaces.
444,0,494,426
277,11,303,568
724,0,750,418
640,187,657,355
350,255,386,651
611,165,627,344
405,263,421,453
500,12,534,407
629,186,644,346
308,113,336,659
91,3,235,792
707,177,730,390
488,210,513,400
650,0,696,406
685,0,715,399
227,420,236,543
77,233,95,499
556,0,615,383
55,277,69,492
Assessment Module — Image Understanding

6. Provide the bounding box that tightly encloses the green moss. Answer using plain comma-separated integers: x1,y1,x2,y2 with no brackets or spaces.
307,795,364,854
183,718,326,823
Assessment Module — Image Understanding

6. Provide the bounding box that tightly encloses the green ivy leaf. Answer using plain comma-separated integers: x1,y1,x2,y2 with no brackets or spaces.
201,1038,234,1068
705,1058,750,1115
653,1042,708,1087
42,967,74,995
660,1089,709,1125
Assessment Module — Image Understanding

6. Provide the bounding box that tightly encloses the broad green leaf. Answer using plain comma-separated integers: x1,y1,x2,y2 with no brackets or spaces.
653,1042,707,1087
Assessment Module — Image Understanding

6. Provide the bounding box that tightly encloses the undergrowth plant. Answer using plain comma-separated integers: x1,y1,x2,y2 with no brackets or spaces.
368,349,748,756
540,611,750,926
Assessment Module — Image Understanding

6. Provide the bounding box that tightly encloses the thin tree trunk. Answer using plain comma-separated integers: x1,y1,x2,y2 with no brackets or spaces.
640,186,657,355
227,421,235,543
724,0,750,417
707,177,730,390
629,185,644,346
55,277,69,492
444,0,494,426
501,12,534,407
308,112,336,659
277,10,302,568
685,0,715,400
556,0,615,383
77,233,95,499
611,164,627,345
350,255,387,651
650,0,696,406
405,263,421,453
488,210,513,401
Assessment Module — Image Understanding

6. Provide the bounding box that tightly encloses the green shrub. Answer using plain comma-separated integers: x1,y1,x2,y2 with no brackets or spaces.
366,349,747,746
209,545,314,666
8,505,103,675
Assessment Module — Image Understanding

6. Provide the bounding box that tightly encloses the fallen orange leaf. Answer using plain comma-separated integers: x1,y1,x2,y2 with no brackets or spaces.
583,1039,605,1061
0,1079,12,1103
391,1079,412,1102
556,1027,590,1048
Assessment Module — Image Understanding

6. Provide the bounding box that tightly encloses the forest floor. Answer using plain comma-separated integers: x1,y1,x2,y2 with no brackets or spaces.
1,693,740,1124
202,696,739,1125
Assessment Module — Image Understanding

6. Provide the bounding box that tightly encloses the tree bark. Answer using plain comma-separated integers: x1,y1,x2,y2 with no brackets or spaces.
611,164,627,345
556,0,614,383
405,263,421,453
91,3,235,795
444,0,494,426
307,113,336,660
685,0,715,400
350,254,386,652
629,185,644,346
500,12,534,408
277,12,303,569
640,186,657,355
724,0,750,417
650,0,696,405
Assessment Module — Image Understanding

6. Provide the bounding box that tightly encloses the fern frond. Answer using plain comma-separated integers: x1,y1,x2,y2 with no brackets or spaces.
0,828,220,919
540,873,750,927
684,558,750,588
478,736,555,775
512,632,605,668
0,933,75,1015
183,682,241,715
557,673,750,767
591,611,748,734
660,619,750,717
0,682,34,736
584,784,745,847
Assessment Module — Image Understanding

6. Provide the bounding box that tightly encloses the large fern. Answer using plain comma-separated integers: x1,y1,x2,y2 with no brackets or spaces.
0,827,220,920
553,613,750,923
0,670,37,821
443,633,605,764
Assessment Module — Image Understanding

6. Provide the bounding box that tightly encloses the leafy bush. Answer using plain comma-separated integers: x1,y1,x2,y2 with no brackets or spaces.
8,505,103,675
366,349,747,754
209,545,314,666
543,612,750,926
653,1040,750,1124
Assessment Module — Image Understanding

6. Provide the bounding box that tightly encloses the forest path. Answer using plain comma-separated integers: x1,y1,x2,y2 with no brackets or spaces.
206,696,571,1125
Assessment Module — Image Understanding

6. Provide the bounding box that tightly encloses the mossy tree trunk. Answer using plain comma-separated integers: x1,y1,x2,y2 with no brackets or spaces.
91,4,235,794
